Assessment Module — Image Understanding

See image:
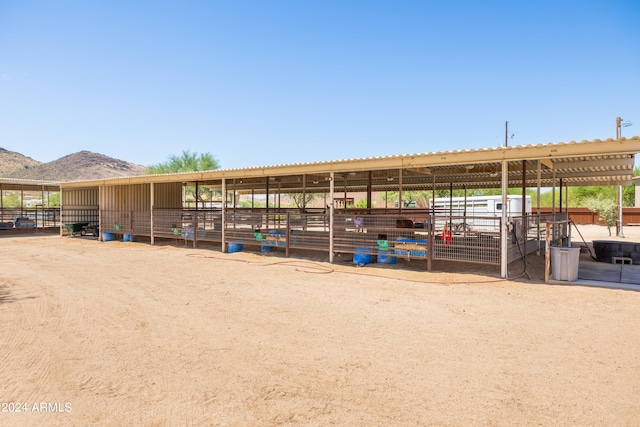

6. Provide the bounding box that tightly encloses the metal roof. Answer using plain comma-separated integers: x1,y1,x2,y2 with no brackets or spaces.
60,136,640,192
0,178,61,192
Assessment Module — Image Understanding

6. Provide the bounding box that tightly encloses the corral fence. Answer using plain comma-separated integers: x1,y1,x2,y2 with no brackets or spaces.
89,208,570,271
100,210,151,238
225,210,330,254
1,207,61,230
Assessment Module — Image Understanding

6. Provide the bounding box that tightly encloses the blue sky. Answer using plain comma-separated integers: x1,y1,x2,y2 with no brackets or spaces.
1,1,639,170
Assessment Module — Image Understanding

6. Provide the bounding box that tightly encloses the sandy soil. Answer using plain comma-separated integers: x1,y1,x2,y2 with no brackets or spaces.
1,226,640,426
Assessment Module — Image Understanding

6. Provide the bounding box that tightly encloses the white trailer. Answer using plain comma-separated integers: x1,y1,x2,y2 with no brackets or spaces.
431,195,532,232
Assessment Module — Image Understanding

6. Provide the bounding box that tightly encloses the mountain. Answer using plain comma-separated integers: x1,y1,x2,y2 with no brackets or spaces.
1,150,148,181
0,148,42,177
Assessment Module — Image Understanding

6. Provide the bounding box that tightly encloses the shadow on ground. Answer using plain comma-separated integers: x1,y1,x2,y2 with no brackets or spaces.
0,282,36,305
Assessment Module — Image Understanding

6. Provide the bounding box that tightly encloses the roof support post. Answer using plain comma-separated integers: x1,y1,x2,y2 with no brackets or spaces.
521,160,527,262
221,178,227,253
302,174,306,211
265,177,269,212
329,172,335,263
449,183,453,219
150,182,155,245
398,169,403,213
367,171,372,212
552,168,556,216
193,181,199,248
559,178,563,215
58,185,62,236
432,172,436,210
537,160,542,256
500,160,508,279
98,185,102,241
40,184,44,230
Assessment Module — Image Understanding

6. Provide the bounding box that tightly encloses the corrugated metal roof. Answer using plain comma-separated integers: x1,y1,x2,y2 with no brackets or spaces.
60,136,640,190
0,178,61,191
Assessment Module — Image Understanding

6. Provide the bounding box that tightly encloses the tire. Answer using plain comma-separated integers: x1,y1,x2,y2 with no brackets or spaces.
456,223,471,233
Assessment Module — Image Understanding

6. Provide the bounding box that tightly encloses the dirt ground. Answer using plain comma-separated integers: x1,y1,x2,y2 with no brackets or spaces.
1,225,640,426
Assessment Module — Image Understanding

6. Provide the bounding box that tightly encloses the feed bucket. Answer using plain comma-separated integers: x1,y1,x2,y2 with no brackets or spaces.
353,247,373,265
228,241,243,253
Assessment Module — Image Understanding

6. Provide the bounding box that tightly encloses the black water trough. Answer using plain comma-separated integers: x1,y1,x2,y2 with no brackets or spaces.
593,240,640,264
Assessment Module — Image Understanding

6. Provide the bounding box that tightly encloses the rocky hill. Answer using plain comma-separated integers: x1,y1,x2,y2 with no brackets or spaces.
0,148,42,177
0,150,148,181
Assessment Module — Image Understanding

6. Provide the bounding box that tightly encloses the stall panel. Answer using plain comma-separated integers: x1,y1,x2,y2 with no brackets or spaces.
333,213,430,262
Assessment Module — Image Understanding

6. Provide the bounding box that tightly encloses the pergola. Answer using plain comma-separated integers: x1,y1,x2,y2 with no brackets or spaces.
59,137,640,278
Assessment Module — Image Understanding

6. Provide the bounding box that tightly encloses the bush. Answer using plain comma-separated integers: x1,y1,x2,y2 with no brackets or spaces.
583,197,617,236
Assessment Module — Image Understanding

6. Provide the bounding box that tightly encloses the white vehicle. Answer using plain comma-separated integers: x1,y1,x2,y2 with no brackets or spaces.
431,195,532,232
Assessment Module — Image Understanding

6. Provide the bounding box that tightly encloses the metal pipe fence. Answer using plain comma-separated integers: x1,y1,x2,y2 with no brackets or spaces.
1,207,62,229
333,213,431,261
77,208,573,271
61,209,99,235
224,211,331,254
100,210,150,237
288,213,329,251
431,214,501,265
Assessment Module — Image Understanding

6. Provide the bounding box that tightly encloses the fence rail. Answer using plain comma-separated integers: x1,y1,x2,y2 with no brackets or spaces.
46,207,571,271
1,207,62,229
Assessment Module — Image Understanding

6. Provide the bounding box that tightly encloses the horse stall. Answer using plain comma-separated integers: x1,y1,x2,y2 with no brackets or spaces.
57,137,640,281
0,179,61,232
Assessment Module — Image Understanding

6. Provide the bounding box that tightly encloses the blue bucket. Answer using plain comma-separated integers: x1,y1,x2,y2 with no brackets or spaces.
377,249,397,264
102,232,115,242
123,233,136,242
395,238,428,257
228,241,243,253
261,230,286,252
353,247,373,265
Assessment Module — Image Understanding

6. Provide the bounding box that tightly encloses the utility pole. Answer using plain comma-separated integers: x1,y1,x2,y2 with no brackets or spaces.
616,116,621,139
505,121,509,147
616,116,624,237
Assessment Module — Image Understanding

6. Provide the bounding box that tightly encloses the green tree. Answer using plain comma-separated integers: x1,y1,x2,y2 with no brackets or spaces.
147,150,220,174
289,193,319,209
355,198,368,208
147,151,220,204
583,196,617,236
2,192,20,208
45,192,60,207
